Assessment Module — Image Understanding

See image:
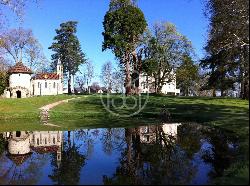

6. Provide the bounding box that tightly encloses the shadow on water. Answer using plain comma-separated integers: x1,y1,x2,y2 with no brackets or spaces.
0,122,241,185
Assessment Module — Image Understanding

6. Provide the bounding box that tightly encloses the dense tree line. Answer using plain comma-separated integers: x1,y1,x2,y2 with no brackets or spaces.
102,0,199,96
201,0,249,99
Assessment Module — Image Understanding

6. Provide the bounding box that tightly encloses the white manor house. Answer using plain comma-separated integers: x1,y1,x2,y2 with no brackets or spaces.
139,72,180,95
4,60,64,98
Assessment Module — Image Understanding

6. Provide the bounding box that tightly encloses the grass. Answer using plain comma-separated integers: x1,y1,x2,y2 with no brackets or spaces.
49,94,249,185
0,94,248,184
0,94,78,121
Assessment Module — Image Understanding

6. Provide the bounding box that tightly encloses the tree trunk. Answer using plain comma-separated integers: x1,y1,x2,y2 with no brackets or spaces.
185,89,187,96
68,73,72,94
220,89,224,97
212,88,216,97
132,49,143,95
68,131,71,147
125,52,131,96
71,74,75,94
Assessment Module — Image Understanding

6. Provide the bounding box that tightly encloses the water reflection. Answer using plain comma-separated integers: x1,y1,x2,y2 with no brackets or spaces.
0,123,239,185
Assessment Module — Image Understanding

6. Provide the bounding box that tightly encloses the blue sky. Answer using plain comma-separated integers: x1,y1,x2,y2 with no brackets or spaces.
3,0,209,83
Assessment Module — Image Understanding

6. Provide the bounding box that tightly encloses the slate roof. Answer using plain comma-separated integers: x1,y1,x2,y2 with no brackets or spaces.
8,62,33,74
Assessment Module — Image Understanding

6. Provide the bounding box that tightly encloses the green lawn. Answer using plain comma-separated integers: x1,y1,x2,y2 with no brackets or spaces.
0,95,76,120
49,94,249,185
0,94,248,184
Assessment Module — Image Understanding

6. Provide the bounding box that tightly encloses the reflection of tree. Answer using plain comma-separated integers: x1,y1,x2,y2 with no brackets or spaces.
103,126,197,185
0,153,47,185
75,129,98,158
177,124,202,159
0,134,7,156
49,131,86,185
101,128,125,155
201,128,238,178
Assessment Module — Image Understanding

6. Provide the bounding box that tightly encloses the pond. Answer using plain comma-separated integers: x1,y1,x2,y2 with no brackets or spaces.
0,123,239,185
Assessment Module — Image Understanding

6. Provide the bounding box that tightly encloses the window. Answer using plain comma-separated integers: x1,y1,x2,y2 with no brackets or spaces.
53,137,56,144
38,82,40,88
45,82,47,88
53,82,56,88
37,138,39,145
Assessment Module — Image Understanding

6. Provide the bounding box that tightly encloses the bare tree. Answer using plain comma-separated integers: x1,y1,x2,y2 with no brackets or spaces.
82,60,94,94
112,68,124,93
0,27,48,72
100,61,113,93
0,0,39,30
75,75,87,92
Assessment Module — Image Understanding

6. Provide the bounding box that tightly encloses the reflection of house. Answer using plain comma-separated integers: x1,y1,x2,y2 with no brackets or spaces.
139,72,180,95
139,123,181,144
3,131,63,166
3,59,63,98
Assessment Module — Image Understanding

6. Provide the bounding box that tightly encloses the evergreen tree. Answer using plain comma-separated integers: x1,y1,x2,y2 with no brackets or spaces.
102,0,147,96
203,0,249,99
200,50,236,97
49,21,86,94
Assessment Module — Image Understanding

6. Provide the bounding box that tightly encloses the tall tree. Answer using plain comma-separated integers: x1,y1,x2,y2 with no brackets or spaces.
200,51,236,97
49,21,86,94
102,0,147,96
203,0,249,99
100,61,113,93
143,22,194,94
0,0,37,29
112,67,124,93
82,60,94,94
0,27,47,72
176,55,199,96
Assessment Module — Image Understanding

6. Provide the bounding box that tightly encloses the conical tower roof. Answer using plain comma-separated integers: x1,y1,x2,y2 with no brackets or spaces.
8,62,33,74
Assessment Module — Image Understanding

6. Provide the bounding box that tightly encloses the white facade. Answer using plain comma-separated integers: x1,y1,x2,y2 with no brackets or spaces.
4,60,64,98
139,72,180,95
9,73,32,91
139,123,181,144
32,79,63,96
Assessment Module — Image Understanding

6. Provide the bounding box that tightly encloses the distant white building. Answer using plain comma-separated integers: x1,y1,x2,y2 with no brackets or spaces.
4,59,64,98
139,72,180,95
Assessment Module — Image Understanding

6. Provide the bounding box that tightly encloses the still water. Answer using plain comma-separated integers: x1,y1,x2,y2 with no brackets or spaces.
0,123,239,185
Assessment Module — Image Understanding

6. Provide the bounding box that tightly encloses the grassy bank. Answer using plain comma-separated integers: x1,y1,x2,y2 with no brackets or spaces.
49,94,249,185
0,94,78,120
0,94,248,184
